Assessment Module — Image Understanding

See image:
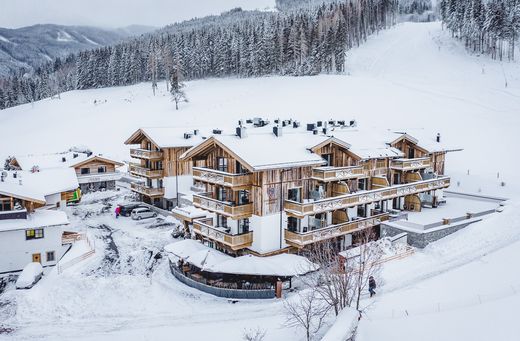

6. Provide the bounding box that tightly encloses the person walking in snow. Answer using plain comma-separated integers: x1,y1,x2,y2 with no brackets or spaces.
369,276,377,297
115,206,121,219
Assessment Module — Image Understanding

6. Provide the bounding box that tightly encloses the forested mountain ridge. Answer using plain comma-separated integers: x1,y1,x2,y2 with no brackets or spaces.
0,24,155,77
0,0,399,110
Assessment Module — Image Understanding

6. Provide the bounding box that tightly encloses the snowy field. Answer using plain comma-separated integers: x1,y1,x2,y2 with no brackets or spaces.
1,21,520,340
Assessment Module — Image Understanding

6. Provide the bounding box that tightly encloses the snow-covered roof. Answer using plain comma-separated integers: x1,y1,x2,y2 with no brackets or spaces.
13,151,123,171
206,253,318,276
0,209,69,232
164,239,208,259
125,127,209,148
0,169,79,204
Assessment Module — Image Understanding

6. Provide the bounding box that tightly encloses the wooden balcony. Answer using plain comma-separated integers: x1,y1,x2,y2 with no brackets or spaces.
193,217,253,251
285,176,451,217
131,182,165,197
390,157,431,171
285,213,389,248
129,163,163,178
193,193,253,219
311,165,364,182
130,148,163,160
192,167,252,188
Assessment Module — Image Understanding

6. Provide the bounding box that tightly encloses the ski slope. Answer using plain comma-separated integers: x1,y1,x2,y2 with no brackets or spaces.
1,21,520,341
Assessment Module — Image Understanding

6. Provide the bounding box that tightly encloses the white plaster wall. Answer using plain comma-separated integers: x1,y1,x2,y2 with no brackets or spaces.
0,225,67,274
250,214,288,254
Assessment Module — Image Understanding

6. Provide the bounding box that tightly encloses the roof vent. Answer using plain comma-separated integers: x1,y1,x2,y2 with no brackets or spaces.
212,129,222,135
73,153,78,158
436,133,441,143
349,120,357,127
323,127,328,135
253,117,269,127
338,120,345,126
184,133,193,139
316,121,322,127
19,179,22,186
273,125,283,137
293,121,300,128
194,129,199,135
246,119,253,124
87,151,93,157
13,172,17,179
236,126,247,139
62,157,66,162
274,119,280,124
0,171,6,182
306,123,316,131
313,129,318,135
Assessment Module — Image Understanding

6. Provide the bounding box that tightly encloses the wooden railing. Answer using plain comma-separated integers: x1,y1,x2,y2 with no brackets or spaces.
129,163,163,178
192,167,253,188
390,157,431,171
285,176,450,217
57,235,95,274
131,183,165,197
130,148,163,160
285,213,389,248
193,217,253,250
193,193,253,218
62,232,85,245
311,165,364,182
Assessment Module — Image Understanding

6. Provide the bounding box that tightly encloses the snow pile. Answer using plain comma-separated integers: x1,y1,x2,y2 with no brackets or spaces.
15,262,43,289
320,307,359,341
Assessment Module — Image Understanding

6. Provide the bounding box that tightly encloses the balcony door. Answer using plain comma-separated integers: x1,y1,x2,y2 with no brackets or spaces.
238,190,249,205
217,157,228,172
238,218,250,234
216,187,227,202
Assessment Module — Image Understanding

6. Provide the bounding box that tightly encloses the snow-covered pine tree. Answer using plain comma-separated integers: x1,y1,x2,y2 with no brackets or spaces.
169,67,187,110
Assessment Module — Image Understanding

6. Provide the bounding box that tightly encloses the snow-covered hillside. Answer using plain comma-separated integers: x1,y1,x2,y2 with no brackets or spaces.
1,21,518,197
1,21,520,341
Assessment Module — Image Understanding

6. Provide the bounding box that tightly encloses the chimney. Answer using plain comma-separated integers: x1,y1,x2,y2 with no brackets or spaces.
183,133,192,139
313,129,318,135
236,126,247,139
436,133,441,143
273,125,283,137
317,121,322,127
306,123,316,131
349,120,357,127
62,157,66,162
73,153,78,158
193,129,199,135
293,121,300,128
212,129,222,134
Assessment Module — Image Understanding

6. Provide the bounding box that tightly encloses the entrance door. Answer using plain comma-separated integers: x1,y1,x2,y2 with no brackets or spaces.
32,253,41,263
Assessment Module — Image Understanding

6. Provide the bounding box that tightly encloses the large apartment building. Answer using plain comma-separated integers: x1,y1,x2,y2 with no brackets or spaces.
177,120,459,256
124,127,206,209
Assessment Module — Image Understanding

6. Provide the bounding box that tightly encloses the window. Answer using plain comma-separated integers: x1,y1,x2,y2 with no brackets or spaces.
238,218,250,234
97,166,106,173
26,228,44,240
217,214,228,228
46,251,55,262
217,187,227,202
288,188,301,202
408,147,415,159
238,190,249,205
80,168,90,175
0,198,11,211
358,178,367,190
322,153,333,166
236,161,245,174
217,157,228,172
287,217,299,232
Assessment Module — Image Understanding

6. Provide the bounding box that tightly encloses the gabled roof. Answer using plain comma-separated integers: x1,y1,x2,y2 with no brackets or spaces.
124,127,207,149
181,133,326,171
0,169,79,204
13,151,123,171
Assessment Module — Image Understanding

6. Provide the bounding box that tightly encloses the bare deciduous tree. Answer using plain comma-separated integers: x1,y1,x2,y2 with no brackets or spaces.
284,289,331,341
242,327,267,341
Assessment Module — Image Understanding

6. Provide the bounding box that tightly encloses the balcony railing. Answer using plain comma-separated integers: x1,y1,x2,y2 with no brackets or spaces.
285,176,450,217
193,192,253,218
390,157,431,171
0,209,27,221
130,148,163,160
193,217,253,250
285,213,389,248
131,183,165,197
129,163,163,178
311,165,364,182
192,167,253,188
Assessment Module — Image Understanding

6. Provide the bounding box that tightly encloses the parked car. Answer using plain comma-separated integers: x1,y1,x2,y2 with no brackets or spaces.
16,262,43,289
118,203,145,217
131,207,158,220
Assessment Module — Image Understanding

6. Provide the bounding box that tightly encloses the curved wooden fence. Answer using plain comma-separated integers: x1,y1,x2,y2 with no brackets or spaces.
169,261,275,299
